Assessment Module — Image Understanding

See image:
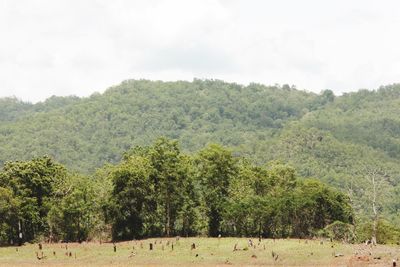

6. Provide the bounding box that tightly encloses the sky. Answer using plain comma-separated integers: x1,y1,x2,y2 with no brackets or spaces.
1,0,400,103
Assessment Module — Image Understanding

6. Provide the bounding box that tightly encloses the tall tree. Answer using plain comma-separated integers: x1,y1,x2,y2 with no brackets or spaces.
0,156,67,242
108,155,152,240
0,187,19,245
196,144,238,236
362,167,389,245
149,138,183,237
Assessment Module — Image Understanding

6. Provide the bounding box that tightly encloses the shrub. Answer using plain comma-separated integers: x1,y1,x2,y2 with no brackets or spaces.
323,221,355,242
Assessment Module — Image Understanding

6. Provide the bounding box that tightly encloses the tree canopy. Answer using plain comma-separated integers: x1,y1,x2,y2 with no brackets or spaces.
1,79,400,242
0,139,354,244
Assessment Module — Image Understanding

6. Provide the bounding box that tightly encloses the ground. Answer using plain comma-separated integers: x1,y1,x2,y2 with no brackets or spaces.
0,238,398,266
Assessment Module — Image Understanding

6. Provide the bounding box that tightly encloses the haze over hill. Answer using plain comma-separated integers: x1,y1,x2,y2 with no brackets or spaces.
1,79,400,222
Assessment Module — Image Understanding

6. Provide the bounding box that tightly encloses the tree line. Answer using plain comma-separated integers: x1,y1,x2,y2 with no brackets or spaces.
0,138,355,245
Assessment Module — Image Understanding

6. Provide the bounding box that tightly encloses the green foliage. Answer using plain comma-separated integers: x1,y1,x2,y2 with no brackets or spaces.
0,187,19,245
1,79,400,239
196,144,238,237
292,179,354,236
107,155,153,240
0,156,67,243
356,220,400,244
0,138,356,243
0,157,109,244
47,174,105,242
0,79,321,173
223,163,353,238
107,138,353,241
322,221,355,242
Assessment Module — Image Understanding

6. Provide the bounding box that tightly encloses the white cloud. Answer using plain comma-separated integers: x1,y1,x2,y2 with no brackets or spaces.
1,0,400,102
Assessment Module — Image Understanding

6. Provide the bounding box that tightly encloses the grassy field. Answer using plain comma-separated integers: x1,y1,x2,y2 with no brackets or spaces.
0,237,398,266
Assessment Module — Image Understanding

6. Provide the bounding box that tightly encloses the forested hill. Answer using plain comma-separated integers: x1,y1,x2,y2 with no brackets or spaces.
1,79,400,221
0,79,329,172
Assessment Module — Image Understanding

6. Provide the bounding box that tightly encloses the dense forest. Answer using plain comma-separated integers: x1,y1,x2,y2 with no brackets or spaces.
0,139,354,245
1,79,400,244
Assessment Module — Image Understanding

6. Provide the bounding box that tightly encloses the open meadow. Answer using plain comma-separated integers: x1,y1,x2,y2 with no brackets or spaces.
0,238,398,267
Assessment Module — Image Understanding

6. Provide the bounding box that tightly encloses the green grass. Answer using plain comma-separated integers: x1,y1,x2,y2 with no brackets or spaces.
0,238,397,266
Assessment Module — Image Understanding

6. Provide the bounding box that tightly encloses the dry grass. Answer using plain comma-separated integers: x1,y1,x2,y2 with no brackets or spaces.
0,237,399,266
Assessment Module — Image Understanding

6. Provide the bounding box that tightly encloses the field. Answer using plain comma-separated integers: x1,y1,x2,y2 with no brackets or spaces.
0,238,398,266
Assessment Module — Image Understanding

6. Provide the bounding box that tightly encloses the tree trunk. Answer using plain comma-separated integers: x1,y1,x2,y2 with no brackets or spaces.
166,193,171,237
371,173,377,245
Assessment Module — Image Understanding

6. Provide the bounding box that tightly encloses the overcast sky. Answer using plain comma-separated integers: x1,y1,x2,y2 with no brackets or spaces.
1,0,400,102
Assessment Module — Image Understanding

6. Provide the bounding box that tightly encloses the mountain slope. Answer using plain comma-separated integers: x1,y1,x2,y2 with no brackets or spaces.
0,79,324,172
1,79,400,221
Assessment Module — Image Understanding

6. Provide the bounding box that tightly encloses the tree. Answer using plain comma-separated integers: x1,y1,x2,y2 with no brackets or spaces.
362,167,389,245
47,174,103,242
115,138,202,238
196,144,238,236
148,138,183,237
173,155,202,236
292,179,353,237
108,156,152,240
0,187,19,245
0,156,67,242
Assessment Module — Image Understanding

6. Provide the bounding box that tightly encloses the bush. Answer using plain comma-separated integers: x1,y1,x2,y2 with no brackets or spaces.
323,221,355,242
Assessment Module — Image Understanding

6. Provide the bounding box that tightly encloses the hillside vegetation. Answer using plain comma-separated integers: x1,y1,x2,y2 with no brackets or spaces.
0,79,336,171
1,79,400,234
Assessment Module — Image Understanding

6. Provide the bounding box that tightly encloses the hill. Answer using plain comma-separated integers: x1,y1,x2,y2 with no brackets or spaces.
1,79,400,221
0,79,326,172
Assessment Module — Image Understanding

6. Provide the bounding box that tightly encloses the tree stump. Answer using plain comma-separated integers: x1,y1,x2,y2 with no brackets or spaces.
149,243,153,250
